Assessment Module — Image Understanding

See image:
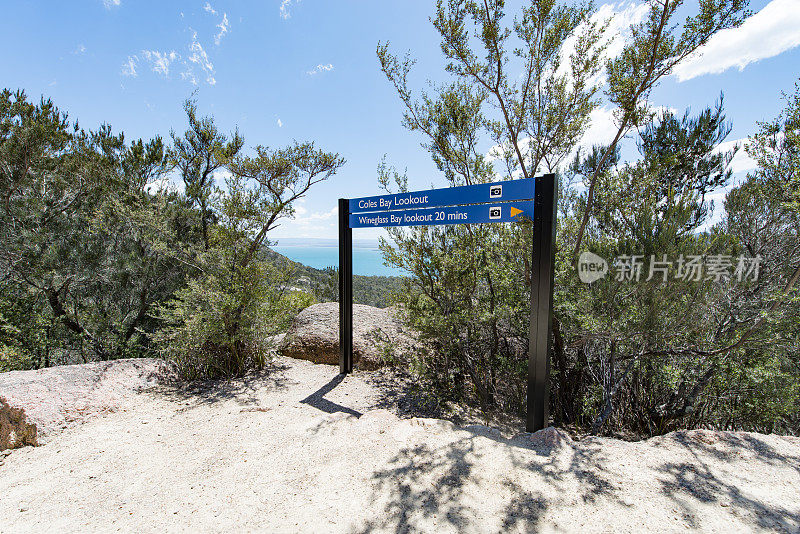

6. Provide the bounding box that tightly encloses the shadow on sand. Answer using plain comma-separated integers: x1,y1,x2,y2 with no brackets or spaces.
300,374,362,418
146,361,799,533
656,431,800,531
349,428,622,533
350,426,800,533
148,359,292,409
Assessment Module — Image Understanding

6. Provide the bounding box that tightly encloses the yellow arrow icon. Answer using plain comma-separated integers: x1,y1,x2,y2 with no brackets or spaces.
510,206,523,217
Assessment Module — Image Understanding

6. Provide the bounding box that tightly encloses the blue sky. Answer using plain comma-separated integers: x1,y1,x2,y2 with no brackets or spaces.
2,0,799,242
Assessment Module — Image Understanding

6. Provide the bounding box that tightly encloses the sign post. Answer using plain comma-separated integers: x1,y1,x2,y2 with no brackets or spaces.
338,198,353,374
527,173,557,432
339,174,556,432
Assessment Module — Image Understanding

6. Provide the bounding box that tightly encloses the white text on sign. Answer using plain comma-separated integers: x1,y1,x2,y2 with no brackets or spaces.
356,209,469,227
357,194,431,211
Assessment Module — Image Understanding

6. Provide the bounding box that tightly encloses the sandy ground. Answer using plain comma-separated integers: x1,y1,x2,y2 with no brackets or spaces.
1,356,799,533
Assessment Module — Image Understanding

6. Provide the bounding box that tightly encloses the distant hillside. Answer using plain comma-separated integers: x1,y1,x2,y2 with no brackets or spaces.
261,247,405,308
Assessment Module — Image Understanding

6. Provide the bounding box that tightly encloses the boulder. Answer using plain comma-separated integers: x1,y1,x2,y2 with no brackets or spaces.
278,302,421,369
0,358,176,450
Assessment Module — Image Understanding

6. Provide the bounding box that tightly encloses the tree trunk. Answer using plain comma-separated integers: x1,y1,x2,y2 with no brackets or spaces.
45,286,110,361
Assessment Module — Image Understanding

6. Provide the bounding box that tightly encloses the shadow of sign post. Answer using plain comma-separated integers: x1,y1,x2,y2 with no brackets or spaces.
339,174,557,433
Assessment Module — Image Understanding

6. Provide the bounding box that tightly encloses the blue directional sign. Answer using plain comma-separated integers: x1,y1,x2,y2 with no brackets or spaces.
349,178,535,213
339,173,557,433
349,201,534,228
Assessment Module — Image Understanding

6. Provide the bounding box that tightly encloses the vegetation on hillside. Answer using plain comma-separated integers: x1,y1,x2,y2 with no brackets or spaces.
0,88,404,376
1,0,797,440
0,91,349,377
377,0,799,436
260,249,406,308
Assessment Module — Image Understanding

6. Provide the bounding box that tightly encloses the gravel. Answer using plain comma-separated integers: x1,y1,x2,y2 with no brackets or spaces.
0,355,798,533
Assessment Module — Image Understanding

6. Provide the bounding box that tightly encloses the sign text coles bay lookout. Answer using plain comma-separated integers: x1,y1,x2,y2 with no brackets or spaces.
338,174,558,432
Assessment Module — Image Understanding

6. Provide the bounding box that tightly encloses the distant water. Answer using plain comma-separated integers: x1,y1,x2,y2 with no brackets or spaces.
271,239,405,277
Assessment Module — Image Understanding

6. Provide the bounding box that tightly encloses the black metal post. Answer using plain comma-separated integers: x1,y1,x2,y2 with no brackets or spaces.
338,198,353,374
527,173,557,432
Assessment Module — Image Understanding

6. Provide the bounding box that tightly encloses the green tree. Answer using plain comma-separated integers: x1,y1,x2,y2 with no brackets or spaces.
376,0,610,413
171,98,244,249
0,90,344,377
377,0,749,425
0,90,178,365
747,80,800,213
560,103,739,433
711,175,800,432
570,0,750,256
556,94,800,434
160,106,345,378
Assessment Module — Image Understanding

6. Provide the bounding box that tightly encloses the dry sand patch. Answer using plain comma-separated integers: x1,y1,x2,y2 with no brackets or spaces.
1,356,798,533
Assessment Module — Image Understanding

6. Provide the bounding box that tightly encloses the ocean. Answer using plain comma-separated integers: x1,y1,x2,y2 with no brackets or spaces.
271,238,405,277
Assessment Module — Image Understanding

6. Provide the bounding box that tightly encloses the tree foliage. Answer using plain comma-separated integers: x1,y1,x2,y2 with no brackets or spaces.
0,91,345,378
746,81,800,213
0,89,184,365
377,0,799,436
158,119,345,378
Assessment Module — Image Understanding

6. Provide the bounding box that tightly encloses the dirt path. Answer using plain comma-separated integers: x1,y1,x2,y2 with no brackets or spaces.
1,356,798,533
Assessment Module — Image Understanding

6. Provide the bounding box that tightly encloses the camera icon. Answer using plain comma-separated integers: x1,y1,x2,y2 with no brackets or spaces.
490,185,503,198
489,206,501,220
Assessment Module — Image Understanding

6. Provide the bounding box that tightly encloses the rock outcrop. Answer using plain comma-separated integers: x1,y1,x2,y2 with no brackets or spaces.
0,358,176,450
278,303,421,369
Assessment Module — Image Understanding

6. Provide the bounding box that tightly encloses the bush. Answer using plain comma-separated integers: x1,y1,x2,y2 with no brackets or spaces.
155,104,343,379
156,257,268,379
156,251,318,380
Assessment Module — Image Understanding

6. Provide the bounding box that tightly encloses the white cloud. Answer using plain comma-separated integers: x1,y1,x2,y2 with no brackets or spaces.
103,0,120,8
713,138,758,174
485,104,679,180
487,107,618,159
280,0,302,19
180,71,198,85
306,63,334,76
674,0,800,82
277,118,283,128
484,107,618,178
121,55,138,77
213,169,233,184
215,13,230,45
145,175,185,195
189,31,216,85
122,29,218,86
699,136,772,231
204,3,230,46
557,1,650,88
308,207,337,221
577,106,620,151
141,50,179,76
264,203,340,239
291,203,339,225
74,44,86,55
569,105,676,161
122,51,179,78
596,2,651,61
